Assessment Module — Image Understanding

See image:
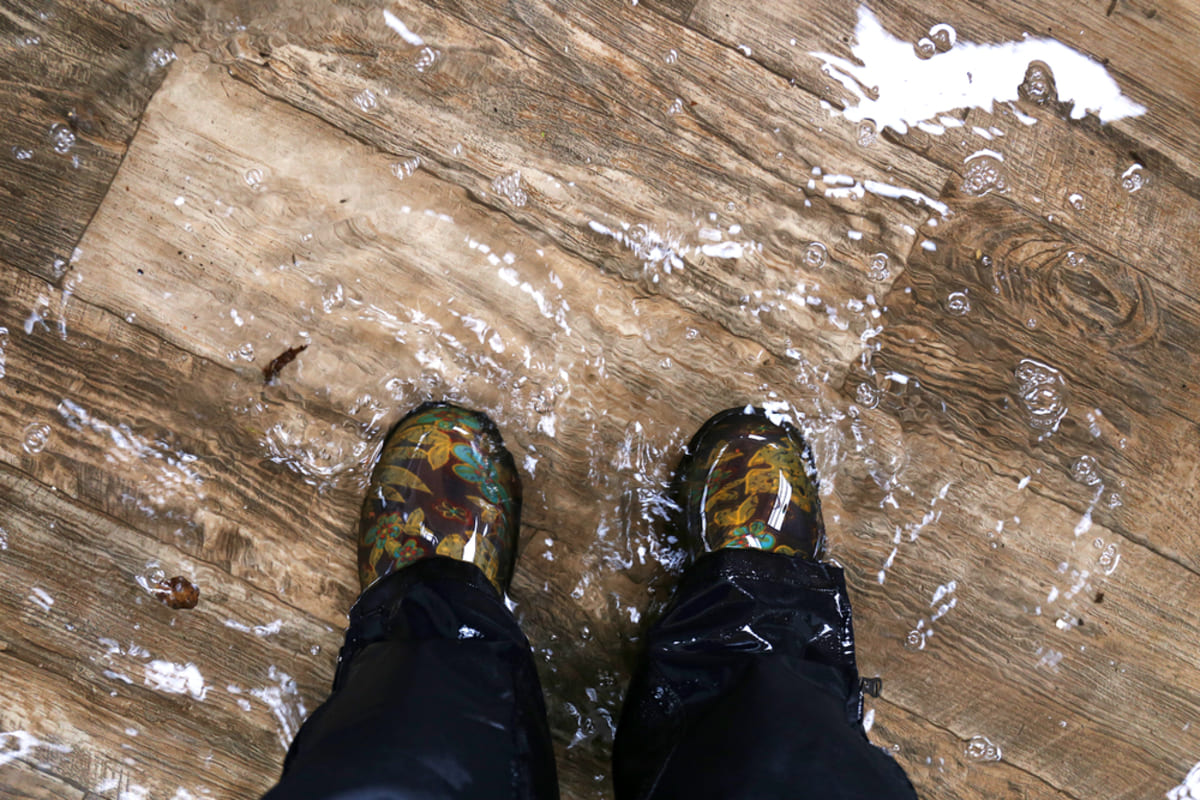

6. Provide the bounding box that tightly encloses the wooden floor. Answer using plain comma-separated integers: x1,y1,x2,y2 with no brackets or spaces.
2,0,1199,797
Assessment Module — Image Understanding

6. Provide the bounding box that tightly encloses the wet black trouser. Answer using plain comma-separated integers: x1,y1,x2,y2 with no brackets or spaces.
262,551,917,800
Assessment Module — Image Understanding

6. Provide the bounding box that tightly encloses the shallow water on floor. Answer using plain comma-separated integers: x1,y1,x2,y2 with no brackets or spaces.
4,0,1187,797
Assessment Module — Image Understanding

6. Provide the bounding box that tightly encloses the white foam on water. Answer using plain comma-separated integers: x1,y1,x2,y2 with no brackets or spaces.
382,9,424,46
144,660,209,701
811,6,1146,135
1169,760,1200,800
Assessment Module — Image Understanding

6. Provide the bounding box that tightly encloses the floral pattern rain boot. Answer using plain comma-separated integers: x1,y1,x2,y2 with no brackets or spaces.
357,402,522,594
673,406,825,559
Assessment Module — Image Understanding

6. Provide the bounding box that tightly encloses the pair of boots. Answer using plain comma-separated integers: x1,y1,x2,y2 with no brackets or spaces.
263,403,918,800
357,403,825,594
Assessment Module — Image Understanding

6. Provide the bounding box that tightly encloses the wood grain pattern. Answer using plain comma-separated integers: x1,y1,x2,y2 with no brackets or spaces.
2,1,1199,798
0,0,170,284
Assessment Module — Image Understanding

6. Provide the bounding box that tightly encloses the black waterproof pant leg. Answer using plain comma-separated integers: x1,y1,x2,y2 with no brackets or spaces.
612,548,918,800
262,556,559,800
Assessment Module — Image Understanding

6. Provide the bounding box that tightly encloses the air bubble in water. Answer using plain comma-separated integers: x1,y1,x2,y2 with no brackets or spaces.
946,290,970,316
1098,542,1120,575
353,89,377,111
1070,455,1101,485
22,422,51,454
803,241,828,269
914,37,936,59
964,734,1002,762
236,342,255,362
49,124,76,155
12,146,33,161
855,382,881,409
667,98,683,115
322,283,345,312
491,171,527,207
244,168,264,189
0,326,8,379
1121,163,1145,193
148,47,177,69
856,120,877,147
962,156,1007,196
929,24,956,51
1019,61,1056,104
904,629,926,650
414,47,440,72
665,49,678,64
390,157,420,179
1015,359,1068,435
1067,192,1085,210
867,252,890,281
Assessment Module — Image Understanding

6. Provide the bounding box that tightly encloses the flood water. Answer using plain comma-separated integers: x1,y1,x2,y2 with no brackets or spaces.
2,1,1196,798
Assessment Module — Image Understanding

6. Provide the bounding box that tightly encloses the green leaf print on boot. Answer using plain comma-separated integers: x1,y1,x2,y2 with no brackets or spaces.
673,406,825,559
357,402,522,594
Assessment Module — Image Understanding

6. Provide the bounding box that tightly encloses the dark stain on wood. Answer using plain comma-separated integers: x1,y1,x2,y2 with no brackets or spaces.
263,344,308,385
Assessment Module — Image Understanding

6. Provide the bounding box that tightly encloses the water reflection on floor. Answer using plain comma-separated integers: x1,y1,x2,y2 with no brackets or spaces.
3,1,1197,798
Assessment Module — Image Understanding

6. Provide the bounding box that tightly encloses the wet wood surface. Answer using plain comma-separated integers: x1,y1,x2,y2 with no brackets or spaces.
1,0,1198,798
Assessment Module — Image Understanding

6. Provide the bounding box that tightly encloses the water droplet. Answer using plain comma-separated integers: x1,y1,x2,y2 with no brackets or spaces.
946,290,970,316
867,252,890,281
904,629,926,650
855,382,881,409
1107,491,1122,509
244,168,264,189
0,326,8,380
1018,61,1057,104
1121,163,1145,193
22,422,51,454
1014,359,1068,435
665,49,678,64
914,37,936,59
1024,317,1037,329
236,342,255,362
491,171,527,207
856,120,877,147
929,24,956,51
353,89,377,111
1098,542,1120,575
48,124,75,155
19,33,41,46
803,241,828,269
11,146,33,161
414,46,440,73
390,157,420,179
148,47,176,69
1070,455,1101,485
667,97,683,115
962,156,1007,196
1067,192,1085,210
322,283,345,313
964,734,1002,762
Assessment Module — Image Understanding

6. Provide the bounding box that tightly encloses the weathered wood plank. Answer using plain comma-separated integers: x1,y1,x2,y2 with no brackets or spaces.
2,2,1199,799
115,0,956,380
688,0,1200,195
0,0,171,283
0,462,340,798
852,193,1200,572
684,0,1200,302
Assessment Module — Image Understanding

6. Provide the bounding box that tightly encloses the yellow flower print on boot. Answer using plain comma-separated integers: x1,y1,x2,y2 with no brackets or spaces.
357,402,522,593
673,407,825,559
